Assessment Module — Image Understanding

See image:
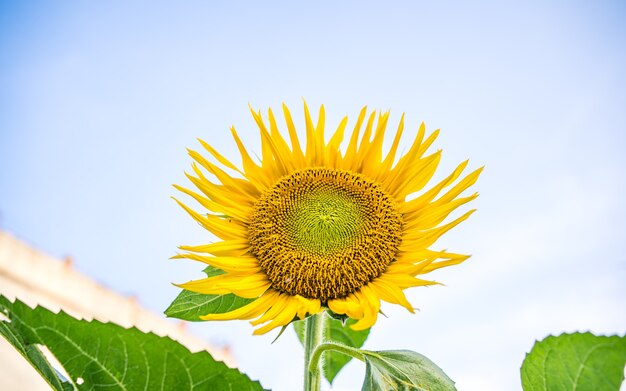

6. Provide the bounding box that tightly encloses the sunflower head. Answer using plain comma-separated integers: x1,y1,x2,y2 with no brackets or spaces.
174,103,482,335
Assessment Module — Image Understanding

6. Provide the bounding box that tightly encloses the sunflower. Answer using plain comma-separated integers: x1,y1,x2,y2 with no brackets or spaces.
174,103,481,335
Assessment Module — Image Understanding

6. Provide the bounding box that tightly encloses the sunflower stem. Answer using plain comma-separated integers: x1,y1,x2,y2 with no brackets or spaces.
303,312,325,391
309,342,366,375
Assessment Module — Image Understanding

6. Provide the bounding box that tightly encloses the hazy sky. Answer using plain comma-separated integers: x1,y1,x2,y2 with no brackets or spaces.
1,2,625,390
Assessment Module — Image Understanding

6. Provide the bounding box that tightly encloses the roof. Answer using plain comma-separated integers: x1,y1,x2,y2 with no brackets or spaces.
0,230,234,390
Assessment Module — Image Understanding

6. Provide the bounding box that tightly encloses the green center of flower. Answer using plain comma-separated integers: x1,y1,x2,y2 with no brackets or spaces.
287,187,364,255
249,168,403,302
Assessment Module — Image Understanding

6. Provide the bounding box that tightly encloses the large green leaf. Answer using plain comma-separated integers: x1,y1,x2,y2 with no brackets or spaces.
0,296,267,391
293,313,370,384
360,350,456,391
521,332,626,391
165,265,254,321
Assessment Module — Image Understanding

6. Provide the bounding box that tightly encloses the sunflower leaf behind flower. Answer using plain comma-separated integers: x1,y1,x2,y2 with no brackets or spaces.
165,265,255,321
170,102,482,335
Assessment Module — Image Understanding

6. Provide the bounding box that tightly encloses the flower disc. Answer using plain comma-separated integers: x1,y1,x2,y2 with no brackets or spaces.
248,168,403,302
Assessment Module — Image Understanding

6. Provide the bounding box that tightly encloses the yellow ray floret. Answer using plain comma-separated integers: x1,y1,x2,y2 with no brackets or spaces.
174,102,481,334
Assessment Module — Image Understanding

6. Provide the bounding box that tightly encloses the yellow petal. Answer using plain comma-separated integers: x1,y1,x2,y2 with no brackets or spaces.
342,106,368,168
230,126,273,189
187,148,261,198
378,273,440,289
250,294,289,326
172,198,246,240
400,160,469,217
196,138,244,175
315,104,326,166
369,280,414,313
267,108,296,172
326,116,348,167
178,273,270,298
200,290,280,321
421,254,471,274
178,240,250,257
361,111,390,177
400,209,476,251
388,151,442,200
350,286,380,331
250,106,289,176
403,193,478,231
432,166,484,205
390,251,470,277
174,183,250,223
295,295,322,319
172,253,260,274
188,162,255,205
253,296,300,335
385,122,428,182
281,103,306,167
350,111,377,172
328,293,364,319
377,113,405,175
303,100,325,166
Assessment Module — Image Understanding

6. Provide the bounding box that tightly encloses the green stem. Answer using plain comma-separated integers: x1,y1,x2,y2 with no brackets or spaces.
309,342,366,374
303,312,325,391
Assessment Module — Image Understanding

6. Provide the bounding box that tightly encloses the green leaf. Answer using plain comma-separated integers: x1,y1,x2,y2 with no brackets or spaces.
165,265,255,321
202,265,225,278
293,313,371,384
361,350,456,391
521,332,626,391
0,296,267,391
165,290,254,321
0,317,73,390
293,318,305,343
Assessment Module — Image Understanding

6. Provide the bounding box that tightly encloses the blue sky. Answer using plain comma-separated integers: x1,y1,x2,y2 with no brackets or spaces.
1,1,625,390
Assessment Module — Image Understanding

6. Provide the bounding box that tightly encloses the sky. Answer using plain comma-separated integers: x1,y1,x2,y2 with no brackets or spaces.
1,1,625,390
